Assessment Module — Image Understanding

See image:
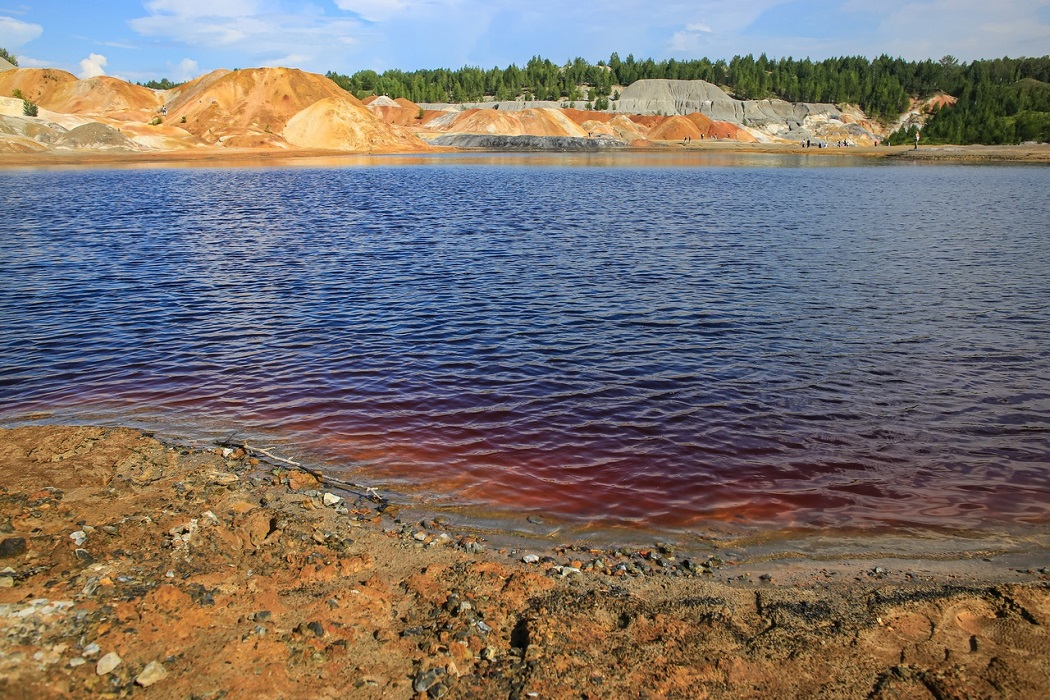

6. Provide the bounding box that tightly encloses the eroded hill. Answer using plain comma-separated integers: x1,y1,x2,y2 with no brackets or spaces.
0,67,916,156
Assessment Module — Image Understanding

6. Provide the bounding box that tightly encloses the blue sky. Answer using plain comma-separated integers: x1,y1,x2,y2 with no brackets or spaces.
2,1,1048,83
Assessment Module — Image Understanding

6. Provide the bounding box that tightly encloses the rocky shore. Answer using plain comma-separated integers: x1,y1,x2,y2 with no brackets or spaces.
1,425,1048,698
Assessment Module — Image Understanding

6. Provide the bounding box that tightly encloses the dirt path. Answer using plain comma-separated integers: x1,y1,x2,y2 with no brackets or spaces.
1,426,1048,698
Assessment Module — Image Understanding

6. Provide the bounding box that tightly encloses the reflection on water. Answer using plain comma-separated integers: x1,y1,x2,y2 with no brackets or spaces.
1,157,1049,537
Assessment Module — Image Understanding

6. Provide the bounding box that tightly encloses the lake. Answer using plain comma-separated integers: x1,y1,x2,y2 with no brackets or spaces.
2,153,1048,539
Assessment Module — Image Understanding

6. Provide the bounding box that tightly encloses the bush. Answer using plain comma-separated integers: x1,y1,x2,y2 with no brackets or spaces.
22,99,38,117
149,116,162,126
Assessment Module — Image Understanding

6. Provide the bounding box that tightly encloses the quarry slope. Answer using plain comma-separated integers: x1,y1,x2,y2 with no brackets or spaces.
1,68,912,155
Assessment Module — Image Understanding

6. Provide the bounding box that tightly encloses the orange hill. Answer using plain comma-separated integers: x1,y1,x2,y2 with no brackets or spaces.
0,66,429,153
284,97,429,152
0,68,78,104
39,76,162,121
438,107,589,137
364,95,425,126
163,67,358,146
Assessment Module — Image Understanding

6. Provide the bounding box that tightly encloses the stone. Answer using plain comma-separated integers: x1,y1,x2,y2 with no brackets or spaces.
413,531,428,542
209,471,239,486
413,667,445,693
322,492,341,506
0,537,27,558
522,554,540,564
83,642,100,657
0,576,13,587
527,515,544,524
96,651,122,675
70,531,88,546
135,661,168,687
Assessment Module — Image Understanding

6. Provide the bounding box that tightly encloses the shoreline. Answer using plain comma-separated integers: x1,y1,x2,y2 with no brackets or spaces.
2,142,1050,169
2,425,1048,698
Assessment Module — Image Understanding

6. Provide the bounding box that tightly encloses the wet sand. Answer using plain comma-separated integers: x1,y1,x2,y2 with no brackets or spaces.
1,425,1048,698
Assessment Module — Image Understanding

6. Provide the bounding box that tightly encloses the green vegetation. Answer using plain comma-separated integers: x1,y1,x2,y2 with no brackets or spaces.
893,58,1050,144
138,78,184,90
22,99,38,117
327,53,919,118
11,88,24,99
329,53,1050,144
0,46,17,67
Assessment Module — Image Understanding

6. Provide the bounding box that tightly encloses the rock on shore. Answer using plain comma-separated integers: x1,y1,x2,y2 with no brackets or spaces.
1,425,1048,698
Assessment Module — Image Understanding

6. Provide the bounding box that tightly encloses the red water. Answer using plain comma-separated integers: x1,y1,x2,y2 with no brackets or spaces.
2,160,1049,537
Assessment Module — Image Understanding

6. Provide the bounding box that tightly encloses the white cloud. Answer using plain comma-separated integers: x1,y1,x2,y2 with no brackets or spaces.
0,14,43,47
12,55,50,68
333,1,445,23
79,52,108,78
142,0,261,18
172,57,200,82
129,2,367,68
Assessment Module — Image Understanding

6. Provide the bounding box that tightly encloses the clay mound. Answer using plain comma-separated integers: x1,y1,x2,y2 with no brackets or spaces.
519,109,588,137
617,79,735,115
54,122,139,151
164,67,356,145
0,137,45,153
367,96,424,126
581,115,649,141
284,96,428,152
110,121,208,150
647,115,705,141
366,95,398,107
450,108,527,135
711,121,758,142
0,112,63,147
0,68,78,104
581,120,618,137
626,114,665,128
562,108,615,126
684,112,715,133
447,108,588,137
420,109,464,130
37,76,162,120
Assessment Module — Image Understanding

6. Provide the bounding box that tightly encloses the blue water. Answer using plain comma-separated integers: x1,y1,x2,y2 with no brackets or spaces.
2,154,1049,534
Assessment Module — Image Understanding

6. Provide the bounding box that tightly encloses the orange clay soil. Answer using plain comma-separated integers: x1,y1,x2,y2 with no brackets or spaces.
1,425,1048,699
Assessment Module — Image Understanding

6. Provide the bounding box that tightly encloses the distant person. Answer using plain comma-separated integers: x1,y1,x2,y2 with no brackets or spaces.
915,131,920,150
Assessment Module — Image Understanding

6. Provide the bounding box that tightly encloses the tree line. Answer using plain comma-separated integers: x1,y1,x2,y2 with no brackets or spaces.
325,53,962,120
889,57,1050,145
5,42,1047,145
325,53,1050,144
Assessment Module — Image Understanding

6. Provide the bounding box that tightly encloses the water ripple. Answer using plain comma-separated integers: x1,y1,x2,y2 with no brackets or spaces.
2,157,1049,533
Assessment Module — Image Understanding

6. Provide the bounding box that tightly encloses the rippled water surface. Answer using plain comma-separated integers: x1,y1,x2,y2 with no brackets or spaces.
2,154,1049,535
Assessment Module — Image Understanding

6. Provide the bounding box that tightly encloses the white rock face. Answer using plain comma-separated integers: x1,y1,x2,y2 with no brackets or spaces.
615,79,842,127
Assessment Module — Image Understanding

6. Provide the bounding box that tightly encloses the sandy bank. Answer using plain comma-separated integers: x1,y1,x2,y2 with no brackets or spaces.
2,142,1049,170
1,425,1048,698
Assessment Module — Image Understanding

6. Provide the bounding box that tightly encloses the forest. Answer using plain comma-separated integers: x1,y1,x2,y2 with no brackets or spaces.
325,54,1050,145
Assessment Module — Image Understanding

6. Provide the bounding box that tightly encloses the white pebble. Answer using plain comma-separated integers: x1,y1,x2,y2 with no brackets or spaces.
96,651,122,676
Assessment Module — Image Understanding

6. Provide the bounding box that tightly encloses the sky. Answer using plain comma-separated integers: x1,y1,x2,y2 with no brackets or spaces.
1,1,1049,83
